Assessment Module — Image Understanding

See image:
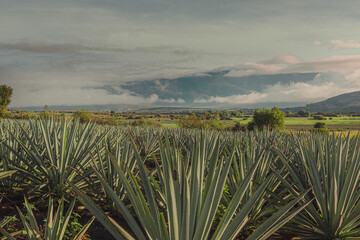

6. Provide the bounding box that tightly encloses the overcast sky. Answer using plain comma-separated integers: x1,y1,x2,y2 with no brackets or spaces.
1,0,360,107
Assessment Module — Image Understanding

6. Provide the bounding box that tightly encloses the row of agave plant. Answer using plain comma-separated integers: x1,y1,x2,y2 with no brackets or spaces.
0,118,360,239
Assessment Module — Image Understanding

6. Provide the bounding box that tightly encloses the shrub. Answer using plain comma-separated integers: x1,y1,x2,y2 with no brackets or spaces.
313,115,326,120
177,113,225,130
313,122,326,129
313,122,327,132
96,116,117,126
13,111,36,119
248,106,285,131
130,117,162,127
72,110,94,123
231,122,247,132
297,109,310,117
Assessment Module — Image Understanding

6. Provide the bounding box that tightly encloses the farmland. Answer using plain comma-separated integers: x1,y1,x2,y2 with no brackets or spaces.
8,109,360,131
1,117,360,239
130,115,360,131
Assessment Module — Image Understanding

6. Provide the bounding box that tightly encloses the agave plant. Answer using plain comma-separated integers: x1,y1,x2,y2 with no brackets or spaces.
0,170,20,239
0,120,28,193
0,170,16,179
0,118,108,197
71,134,309,240
127,126,161,157
81,138,141,209
18,197,94,240
225,130,286,231
0,217,20,239
275,132,360,239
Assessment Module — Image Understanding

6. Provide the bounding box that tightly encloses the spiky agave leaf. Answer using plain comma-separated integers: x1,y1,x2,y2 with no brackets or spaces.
16,197,94,240
276,132,360,239
1,117,108,197
71,133,308,240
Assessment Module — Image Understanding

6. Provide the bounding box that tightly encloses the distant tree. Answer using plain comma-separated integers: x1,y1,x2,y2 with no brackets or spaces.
219,111,232,120
285,111,294,117
14,111,36,119
177,113,225,130
313,122,327,133
72,110,94,123
297,109,310,117
313,115,326,120
232,122,247,132
248,106,285,131
96,116,117,126
0,85,13,116
314,122,326,129
230,111,243,117
203,112,212,120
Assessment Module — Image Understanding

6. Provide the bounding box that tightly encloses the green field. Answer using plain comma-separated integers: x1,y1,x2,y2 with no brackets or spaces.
284,116,360,125
162,116,360,130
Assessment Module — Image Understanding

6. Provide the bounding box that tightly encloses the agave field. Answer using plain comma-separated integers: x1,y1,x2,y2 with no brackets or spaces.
1,118,360,239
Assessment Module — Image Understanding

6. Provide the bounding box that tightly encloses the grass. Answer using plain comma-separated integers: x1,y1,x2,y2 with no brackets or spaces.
161,123,178,128
161,116,360,131
284,116,360,125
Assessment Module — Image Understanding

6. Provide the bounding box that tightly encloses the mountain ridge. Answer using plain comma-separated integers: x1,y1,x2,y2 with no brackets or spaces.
304,91,360,112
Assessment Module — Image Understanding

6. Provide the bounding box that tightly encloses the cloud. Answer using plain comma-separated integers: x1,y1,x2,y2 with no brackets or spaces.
330,40,360,49
158,97,186,104
240,63,285,74
226,55,301,76
194,93,267,104
154,80,169,92
264,55,301,65
0,42,117,54
0,70,166,107
230,54,360,86
218,54,360,104
273,55,300,64
264,79,356,103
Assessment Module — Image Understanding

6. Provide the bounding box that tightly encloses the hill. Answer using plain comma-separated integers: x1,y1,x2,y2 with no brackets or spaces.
304,91,360,112
285,91,360,112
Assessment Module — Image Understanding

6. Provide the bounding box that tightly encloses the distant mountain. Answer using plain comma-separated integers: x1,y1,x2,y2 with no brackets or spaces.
304,91,360,112
283,91,360,113
98,71,318,107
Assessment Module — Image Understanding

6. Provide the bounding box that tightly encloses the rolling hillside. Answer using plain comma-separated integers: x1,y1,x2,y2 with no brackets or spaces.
304,91,360,112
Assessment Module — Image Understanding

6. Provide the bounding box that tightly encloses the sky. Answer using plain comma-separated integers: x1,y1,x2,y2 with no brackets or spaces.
1,0,360,107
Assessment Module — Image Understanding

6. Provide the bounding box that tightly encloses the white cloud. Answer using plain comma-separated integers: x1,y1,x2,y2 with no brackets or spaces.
218,54,360,104
177,98,185,104
157,97,186,104
194,93,267,104
330,40,360,49
230,54,360,87
242,62,285,74
265,81,355,102
270,55,300,64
